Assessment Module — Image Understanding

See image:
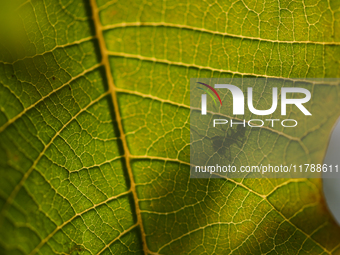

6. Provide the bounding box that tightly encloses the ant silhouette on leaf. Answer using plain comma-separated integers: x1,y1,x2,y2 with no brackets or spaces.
191,123,247,161
210,124,247,161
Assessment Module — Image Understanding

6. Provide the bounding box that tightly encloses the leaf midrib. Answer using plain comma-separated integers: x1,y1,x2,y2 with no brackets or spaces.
89,0,151,254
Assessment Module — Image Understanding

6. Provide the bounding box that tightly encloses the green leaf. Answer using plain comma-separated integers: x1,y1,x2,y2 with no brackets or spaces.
0,0,340,254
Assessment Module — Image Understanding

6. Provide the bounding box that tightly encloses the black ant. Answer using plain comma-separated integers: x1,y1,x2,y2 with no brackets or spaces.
191,123,247,161
210,124,246,160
